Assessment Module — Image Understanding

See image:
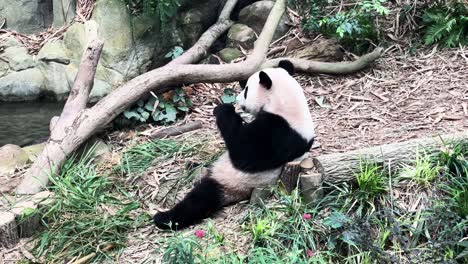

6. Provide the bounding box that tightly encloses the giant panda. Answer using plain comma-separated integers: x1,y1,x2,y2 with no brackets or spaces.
153,60,315,230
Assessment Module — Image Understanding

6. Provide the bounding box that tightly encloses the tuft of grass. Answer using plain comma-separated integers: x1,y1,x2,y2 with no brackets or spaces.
33,150,143,263
355,161,387,200
119,139,195,174
399,149,440,186
440,140,468,177
439,140,468,218
162,233,202,264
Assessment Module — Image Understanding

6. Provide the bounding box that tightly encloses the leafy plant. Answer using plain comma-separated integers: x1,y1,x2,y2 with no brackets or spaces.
32,148,142,262
163,233,201,264
248,213,279,244
422,1,468,47
165,46,184,60
123,88,192,124
124,0,180,28
221,88,236,104
293,0,389,52
323,211,350,229
354,161,387,200
399,149,440,186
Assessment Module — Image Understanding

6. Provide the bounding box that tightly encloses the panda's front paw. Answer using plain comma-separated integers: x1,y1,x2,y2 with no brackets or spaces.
153,211,173,230
213,103,235,118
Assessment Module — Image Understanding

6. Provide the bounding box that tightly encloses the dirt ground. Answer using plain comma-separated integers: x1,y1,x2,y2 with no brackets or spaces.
2,26,467,264
109,45,468,263
182,46,468,156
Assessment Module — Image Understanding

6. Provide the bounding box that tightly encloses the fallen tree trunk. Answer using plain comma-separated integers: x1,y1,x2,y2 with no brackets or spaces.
313,131,468,184
17,0,383,195
149,121,202,139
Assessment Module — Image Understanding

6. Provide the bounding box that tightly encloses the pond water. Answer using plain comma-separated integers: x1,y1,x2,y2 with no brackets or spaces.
0,101,65,147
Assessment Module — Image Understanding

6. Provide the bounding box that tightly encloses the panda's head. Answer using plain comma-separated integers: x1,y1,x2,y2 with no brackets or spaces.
236,60,298,115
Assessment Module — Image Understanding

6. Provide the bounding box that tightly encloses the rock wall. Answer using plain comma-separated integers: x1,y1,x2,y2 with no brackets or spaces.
0,0,225,102
0,0,291,102
0,0,54,34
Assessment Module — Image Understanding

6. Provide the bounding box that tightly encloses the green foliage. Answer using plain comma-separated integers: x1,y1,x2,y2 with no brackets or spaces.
248,213,279,244
293,0,389,52
422,1,468,47
163,233,202,264
120,139,202,174
32,148,142,262
165,46,184,60
354,162,387,199
124,0,180,28
123,88,193,124
323,211,350,229
439,140,468,217
399,149,440,186
221,88,237,104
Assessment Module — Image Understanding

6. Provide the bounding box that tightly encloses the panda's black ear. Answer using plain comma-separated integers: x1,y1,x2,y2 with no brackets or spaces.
278,60,294,75
239,80,247,89
259,71,272,90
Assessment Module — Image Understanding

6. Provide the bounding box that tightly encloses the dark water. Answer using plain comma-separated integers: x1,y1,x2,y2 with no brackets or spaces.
0,102,65,147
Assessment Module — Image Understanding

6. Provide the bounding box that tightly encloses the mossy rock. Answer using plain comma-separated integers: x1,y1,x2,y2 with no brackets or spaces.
227,24,257,49
0,144,29,175
218,48,243,63
22,143,46,162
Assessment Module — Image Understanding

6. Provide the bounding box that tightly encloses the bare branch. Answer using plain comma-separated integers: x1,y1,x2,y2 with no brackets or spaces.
149,121,202,139
16,39,104,194
168,0,239,65
63,39,104,114
262,47,384,74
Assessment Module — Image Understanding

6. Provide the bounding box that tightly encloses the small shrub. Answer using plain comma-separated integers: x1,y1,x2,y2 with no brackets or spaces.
124,0,180,28
123,88,193,124
163,233,201,264
33,149,142,262
421,1,468,47
293,0,390,52
400,150,440,186
355,161,387,199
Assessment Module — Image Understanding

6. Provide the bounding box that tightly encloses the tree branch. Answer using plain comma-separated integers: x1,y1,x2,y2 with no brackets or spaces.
149,121,202,139
16,39,104,194
262,47,384,74
167,0,238,65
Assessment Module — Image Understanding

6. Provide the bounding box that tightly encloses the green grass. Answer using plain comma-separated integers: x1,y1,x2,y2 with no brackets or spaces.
119,139,202,174
156,141,468,264
32,149,144,263
399,149,441,186
355,161,387,201
31,137,467,263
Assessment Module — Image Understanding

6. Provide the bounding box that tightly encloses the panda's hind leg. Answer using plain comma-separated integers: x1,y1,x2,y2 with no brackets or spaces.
153,176,224,230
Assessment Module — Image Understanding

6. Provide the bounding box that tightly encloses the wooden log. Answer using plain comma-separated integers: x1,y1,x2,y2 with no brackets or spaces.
249,187,272,205
11,201,40,238
149,121,203,139
300,172,323,204
279,162,302,194
313,131,468,184
0,211,19,249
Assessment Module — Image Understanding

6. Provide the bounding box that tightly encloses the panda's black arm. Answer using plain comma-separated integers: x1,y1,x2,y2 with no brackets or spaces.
213,104,244,141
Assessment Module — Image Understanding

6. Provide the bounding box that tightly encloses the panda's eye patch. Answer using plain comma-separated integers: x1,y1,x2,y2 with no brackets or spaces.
244,86,248,99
